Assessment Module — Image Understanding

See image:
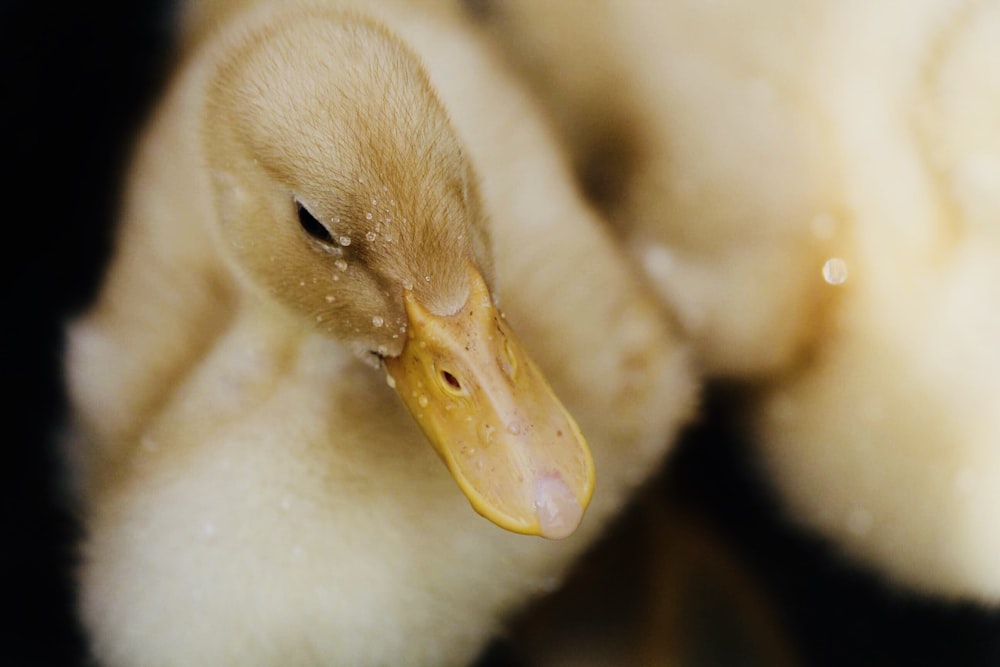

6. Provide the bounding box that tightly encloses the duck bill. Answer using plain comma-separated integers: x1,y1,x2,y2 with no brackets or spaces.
383,265,594,539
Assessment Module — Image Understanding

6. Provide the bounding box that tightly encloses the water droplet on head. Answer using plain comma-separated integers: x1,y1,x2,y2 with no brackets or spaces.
338,235,351,246
372,316,384,327
365,212,373,220
424,275,431,282
822,257,848,285
325,295,336,303
417,395,429,408
366,231,377,242
334,259,348,272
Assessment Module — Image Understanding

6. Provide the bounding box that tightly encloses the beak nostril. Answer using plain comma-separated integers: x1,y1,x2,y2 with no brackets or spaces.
442,370,461,390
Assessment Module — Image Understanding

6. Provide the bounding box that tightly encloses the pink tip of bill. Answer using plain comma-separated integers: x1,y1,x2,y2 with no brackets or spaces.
534,474,584,539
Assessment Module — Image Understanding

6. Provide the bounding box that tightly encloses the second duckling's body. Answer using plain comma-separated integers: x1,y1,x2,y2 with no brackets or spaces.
474,0,1000,603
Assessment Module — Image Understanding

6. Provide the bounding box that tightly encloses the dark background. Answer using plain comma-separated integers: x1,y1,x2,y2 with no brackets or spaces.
1,2,176,664
3,2,1000,665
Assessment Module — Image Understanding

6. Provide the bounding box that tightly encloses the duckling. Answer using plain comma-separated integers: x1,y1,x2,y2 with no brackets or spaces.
750,0,1000,600
474,0,1000,600
63,1,694,665
469,0,835,379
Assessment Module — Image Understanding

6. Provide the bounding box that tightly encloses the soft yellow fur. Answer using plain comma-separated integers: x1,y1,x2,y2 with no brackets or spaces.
474,0,836,379
64,1,694,665
477,0,1000,600
751,0,1000,599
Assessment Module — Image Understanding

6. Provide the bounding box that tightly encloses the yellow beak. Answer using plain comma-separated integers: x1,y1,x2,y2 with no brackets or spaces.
383,264,595,539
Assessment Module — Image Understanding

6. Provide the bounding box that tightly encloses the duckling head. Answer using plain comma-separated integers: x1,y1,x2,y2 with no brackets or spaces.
199,10,593,539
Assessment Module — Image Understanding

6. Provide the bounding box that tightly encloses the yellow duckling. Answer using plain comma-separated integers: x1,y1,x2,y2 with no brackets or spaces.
750,0,1000,600
64,1,694,664
475,0,1000,601
470,0,833,379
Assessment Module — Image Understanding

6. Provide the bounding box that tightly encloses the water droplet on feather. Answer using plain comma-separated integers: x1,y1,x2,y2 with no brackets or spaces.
822,258,848,285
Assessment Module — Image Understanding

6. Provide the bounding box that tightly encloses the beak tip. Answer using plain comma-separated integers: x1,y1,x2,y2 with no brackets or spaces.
534,474,585,540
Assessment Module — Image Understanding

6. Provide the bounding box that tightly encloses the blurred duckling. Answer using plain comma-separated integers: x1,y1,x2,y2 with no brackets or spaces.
470,0,1000,600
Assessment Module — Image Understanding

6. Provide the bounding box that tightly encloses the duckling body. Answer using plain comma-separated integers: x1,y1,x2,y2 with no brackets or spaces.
65,2,693,665
474,0,1000,600
751,0,1000,599
470,0,835,379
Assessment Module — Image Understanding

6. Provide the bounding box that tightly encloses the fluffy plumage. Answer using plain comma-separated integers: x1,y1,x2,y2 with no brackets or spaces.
63,1,694,665
475,0,1000,600
472,0,834,379
750,0,1000,599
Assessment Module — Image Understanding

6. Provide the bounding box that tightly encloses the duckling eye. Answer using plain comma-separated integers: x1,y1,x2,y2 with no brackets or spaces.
296,201,334,244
